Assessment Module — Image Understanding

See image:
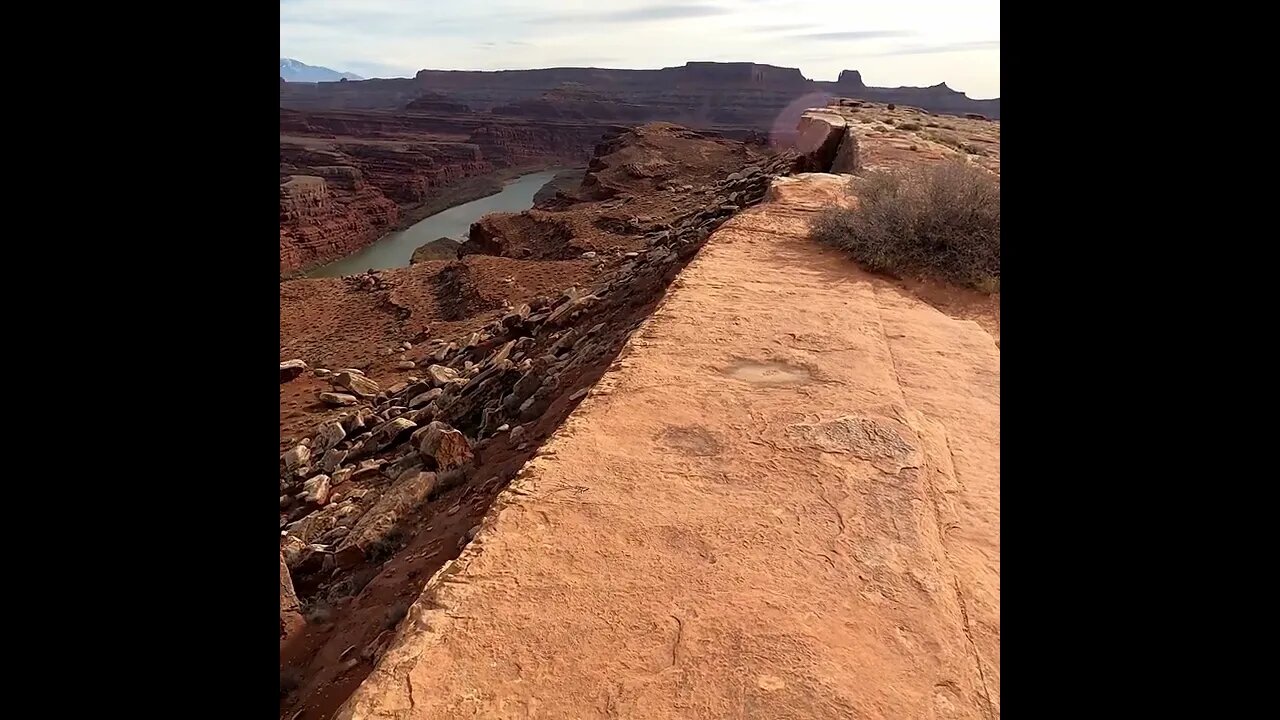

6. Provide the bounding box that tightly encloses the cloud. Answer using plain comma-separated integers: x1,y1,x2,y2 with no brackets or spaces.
793,30,915,41
882,39,1000,55
749,23,821,33
527,3,731,25
280,0,1001,97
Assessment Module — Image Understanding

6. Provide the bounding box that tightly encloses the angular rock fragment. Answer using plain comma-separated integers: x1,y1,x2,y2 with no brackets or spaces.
319,448,347,474
313,421,347,455
425,364,460,386
336,470,438,567
408,388,443,409
282,444,310,475
415,421,473,471
319,392,358,407
302,474,331,505
280,359,308,383
334,371,380,399
364,417,417,454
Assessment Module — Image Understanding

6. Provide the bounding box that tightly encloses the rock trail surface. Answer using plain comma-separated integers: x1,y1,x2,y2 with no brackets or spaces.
334,169,1000,717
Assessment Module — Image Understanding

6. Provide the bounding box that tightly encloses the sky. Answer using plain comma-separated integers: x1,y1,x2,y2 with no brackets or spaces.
280,0,1000,99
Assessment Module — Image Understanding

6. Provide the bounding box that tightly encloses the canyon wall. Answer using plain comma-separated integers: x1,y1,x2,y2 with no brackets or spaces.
281,61,999,121
280,111,615,275
280,61,998,276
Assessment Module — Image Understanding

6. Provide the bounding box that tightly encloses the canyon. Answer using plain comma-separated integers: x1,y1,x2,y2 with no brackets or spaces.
279,99,1000,719
280,61,998,275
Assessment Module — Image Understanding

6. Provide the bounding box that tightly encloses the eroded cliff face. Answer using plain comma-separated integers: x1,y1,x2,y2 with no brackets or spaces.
280,110,608,275
279,172,398,275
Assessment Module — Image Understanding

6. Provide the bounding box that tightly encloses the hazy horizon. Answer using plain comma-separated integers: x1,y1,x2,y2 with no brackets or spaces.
281,0,1000,99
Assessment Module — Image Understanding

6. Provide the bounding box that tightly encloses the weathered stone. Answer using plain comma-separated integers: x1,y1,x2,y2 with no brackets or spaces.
416,421,473,471
280,552,303,635
313,368,332,378
282,444,310,475
302,475,332,505
795,109,849,172
509,425,526,443
280,359,308,383
461,359,514,397
831,128,861,174
395,360,416,370
581,251,598,259
365,417,417,453
334,371,380,398
313,421,347,455
433,343,457,362
281,535,308,567
496,424,511,433
491,340,517,366
342,407,376,434
425,364,460,386
387,452,424,480
501,304,531,328
319,392,358,407
331,466,354,486
349,459,384,482
317,525,351,545
319,448,348,474
335,470,438,568
569,387,590,401
408,388,443,409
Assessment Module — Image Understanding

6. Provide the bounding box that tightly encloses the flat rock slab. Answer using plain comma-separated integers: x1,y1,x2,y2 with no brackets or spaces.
339,173,1000,719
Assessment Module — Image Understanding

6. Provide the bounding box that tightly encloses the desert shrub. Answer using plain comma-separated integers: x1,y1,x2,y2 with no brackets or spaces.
811,159,1000,291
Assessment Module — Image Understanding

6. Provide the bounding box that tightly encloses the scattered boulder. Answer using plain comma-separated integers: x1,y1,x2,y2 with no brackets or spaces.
313,421,347,455
425,364,460,387
334,371,380,398
282,444,310,475
408,388,443,409
319,392,358,407
319,448,347,474
365,417,417,453
280,359,308,383
795,109,849,172
280,553,304,637
336,470,439,567
415,421,473,471
302,474,332,505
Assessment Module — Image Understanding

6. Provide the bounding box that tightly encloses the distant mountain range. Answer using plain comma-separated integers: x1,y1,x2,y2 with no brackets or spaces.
280,58,362,83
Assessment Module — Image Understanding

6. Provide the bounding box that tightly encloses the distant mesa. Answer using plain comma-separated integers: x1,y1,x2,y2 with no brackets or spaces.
405,92,471,114
286,60,998,119
280,58,363,83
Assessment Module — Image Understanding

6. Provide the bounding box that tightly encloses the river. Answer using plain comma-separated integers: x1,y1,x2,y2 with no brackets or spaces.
308,169,565,277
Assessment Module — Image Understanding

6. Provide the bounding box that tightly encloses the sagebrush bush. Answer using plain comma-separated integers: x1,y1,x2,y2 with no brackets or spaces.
811,159,1000,291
